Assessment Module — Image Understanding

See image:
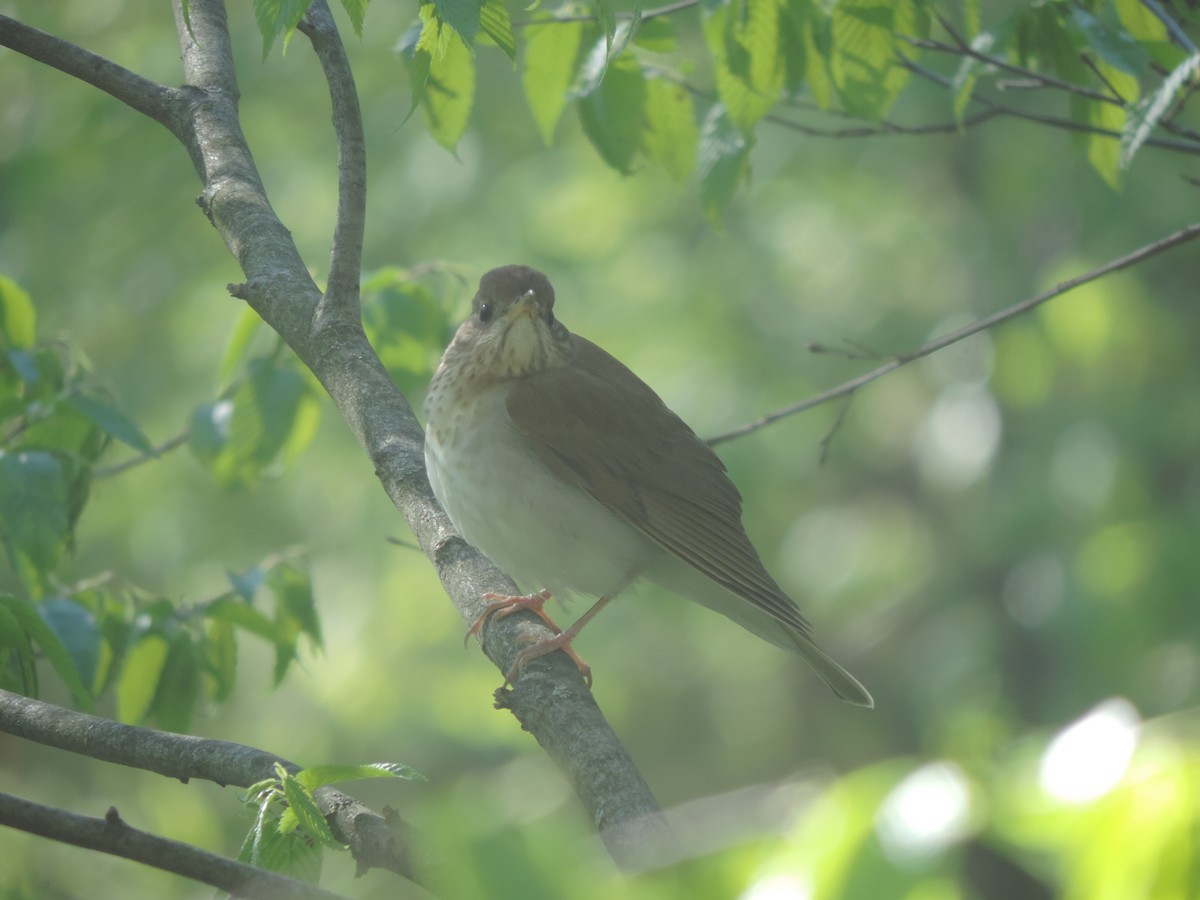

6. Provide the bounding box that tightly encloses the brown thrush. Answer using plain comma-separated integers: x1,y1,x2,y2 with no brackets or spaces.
423,265,872,707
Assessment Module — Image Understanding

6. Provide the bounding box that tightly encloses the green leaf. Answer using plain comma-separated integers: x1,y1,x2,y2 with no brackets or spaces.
523,19,586,144
238,797,276,868
633,18,675,53
203,616,238,702
269,562,322,648
116,633,170,723
0,451,69,589
641,76,698,183
703,0,786,130
205,596,279,642
281,774,338,847
296,762,426,792
1085,59,1138,189
40,597,102,692
479,0,517,61
260,826,324,884
219,307,264,389
150,632,200,732
578,55,647,174
422,25,476,150
227,565,266,603
1070,6,1151,77
0,275,36,349
188,401,231,468
0,602,37,696
361,273,454,395
0,594,93,708
339,0,369,36
252,0,311,57
697,103,753,222
433,0,483,45
68,394,155,456
830,0,923,119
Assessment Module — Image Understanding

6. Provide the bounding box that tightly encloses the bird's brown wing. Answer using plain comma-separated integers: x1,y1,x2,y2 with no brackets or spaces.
504,335,813,636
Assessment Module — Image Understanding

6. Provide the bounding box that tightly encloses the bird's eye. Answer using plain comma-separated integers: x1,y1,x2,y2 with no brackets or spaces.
479,302,493,324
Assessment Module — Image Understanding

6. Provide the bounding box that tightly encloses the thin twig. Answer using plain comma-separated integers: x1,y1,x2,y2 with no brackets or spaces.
1140,0,1199,54
0,792,346,900
513,0,699,28
94,430,189,478
299,2,367,313
708,223,1200,446
900,55,1200,156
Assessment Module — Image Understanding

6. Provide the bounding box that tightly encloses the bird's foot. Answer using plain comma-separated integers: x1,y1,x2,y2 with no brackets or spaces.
465,589,559,648
503,630,593,689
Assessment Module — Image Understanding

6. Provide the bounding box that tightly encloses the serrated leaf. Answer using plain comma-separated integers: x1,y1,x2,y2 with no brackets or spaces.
697,103,753,222
830,0,923,119
296,762,426,792
480,0,516,61
361,278,451,395
0,275,36,350
281,775,338,847
238,797,276,867
641,76,697,183
633,18,675,53
433,0,482,45
0,451,69,589
68,394,155,456
422,26,476,150
40,597,101,692
523,19,586,144
116,633,169,723
269,562,321,647
578,55,647,173
227,566,266,603
340,0,369,36
703,0,786,129
253,0,312,58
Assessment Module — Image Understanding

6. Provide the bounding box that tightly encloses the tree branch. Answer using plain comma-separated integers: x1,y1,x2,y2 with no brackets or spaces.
0,15,177,128
0,688,425,884
0,792,346,900
708,222,1200,446
167,0,671,869
298,1,367,310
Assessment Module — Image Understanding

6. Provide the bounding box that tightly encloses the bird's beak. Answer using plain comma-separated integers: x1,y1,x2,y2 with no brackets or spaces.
510,290,539,321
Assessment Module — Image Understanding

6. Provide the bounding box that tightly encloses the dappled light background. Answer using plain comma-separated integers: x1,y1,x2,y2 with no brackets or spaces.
2,1,1198,898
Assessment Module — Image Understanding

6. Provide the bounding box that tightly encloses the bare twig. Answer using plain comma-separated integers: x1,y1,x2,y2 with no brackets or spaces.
708,223,1200,446
1141,0,1199,54
94,429,189,478
0,792,346,900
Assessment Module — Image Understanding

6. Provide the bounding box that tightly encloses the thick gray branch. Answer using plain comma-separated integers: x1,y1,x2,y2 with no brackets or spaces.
0,792,346,900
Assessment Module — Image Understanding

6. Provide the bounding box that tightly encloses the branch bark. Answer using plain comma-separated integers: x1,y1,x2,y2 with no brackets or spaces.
0,688,424,885
0,792,347,900
0,0,672,874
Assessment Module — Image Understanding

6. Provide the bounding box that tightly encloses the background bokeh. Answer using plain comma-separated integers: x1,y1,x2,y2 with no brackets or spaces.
1,1,1198,898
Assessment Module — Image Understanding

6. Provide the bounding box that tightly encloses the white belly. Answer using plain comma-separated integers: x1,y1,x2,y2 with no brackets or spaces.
425,386,656,600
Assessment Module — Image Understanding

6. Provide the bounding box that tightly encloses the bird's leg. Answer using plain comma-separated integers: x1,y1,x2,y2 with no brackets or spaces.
464,589,559,648
502,594,616,689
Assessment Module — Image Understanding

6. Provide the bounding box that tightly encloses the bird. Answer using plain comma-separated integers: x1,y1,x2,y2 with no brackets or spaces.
423,265,873,707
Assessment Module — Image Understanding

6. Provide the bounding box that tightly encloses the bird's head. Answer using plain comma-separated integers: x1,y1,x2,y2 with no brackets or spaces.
446,265,573,382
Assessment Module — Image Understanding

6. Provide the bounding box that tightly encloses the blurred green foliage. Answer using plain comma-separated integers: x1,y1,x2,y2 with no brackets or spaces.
1,0,1199,898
